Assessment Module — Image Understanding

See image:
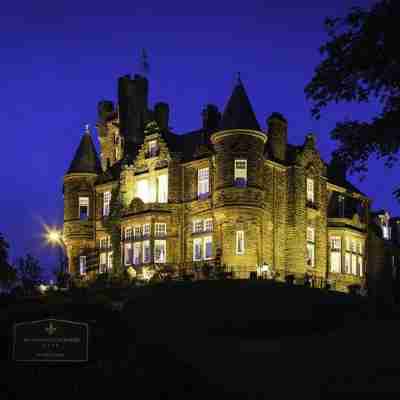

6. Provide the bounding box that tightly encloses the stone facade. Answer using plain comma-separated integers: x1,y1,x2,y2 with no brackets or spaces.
62,72,393,293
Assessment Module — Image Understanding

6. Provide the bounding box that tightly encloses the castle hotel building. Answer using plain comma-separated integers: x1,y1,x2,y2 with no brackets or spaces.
63,72,374,291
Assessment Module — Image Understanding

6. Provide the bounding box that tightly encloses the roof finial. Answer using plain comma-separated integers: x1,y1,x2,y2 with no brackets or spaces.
139,48,150,76
84,124,90,135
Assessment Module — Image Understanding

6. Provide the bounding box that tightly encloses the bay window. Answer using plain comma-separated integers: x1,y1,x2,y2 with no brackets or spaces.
234,160,247,187
143,240,151,263
193,238,202,261
330,236,341,273
154,240,166,263
204,236,212,260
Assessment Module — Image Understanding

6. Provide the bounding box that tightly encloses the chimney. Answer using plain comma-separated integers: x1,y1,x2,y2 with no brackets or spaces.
154,102,170,131
328,153,347,183
202,104,221,131
267,112,287,162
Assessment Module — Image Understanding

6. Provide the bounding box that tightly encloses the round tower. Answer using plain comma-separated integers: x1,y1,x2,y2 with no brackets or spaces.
63,125,102,276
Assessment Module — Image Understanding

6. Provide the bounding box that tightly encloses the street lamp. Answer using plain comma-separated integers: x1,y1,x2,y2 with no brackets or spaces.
45,226,68,274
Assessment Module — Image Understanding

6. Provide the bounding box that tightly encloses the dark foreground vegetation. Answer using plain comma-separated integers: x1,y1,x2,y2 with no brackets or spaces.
1,280,400,398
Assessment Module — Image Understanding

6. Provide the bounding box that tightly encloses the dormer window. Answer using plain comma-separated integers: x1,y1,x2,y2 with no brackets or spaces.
338,195,345,217
306,178,314,204
382,225,391,240
148,140,158,158
79,197,89,220
234,160,247,188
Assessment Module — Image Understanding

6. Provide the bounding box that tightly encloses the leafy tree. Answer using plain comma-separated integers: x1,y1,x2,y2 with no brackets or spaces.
17,254,42,291
305,0,400,197
0,232,17,290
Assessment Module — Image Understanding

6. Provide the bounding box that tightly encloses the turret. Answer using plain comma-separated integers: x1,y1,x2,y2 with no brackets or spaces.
63,125,102,276
267,112,287,162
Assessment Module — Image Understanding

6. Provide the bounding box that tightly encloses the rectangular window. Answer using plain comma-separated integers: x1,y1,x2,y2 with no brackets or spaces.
103,191,111,217
204,236,212,260
193,238,202,261
358,256,363,276
79,256,86,275
125,227,133,241
143,240,151,263
306,227,315,267
99,253,107,273
136,179,149,203
149,140,158,157
198,167,210,198
79,197,89,220
351,254,357,275
234,160,247,187
204,218,213,233
155,223,167,237
100,236,110,250
345,237,351,252
157,174,168,203
344,253,351,274
193,220,203,233
236,230,245,255
143,223,151,238
134,226,141,239
338,195,345,217
351,239,357,253
154,240,166,263
330,236,341,273
107,252,113,271
306,178,314,203
124,243,133,265
133,242,141,265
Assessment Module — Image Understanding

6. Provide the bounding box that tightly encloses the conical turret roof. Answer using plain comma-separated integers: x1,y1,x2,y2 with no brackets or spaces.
67,126,102,174
220,79,260,131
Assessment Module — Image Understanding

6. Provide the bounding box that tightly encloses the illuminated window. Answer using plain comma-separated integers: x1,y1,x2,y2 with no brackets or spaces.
193,220,203,233
344,253,351,274
193,238,202,261
236,230,245,255
306,227,315,267
382,225,391,240
143,240,151,263
157,174,168,203
107,252,113,271
330,236,341,273
100,236,110,250
79,256,86,275
306,178,314,204
143,223,151,238
133,242,141,265
234,160,247,187
125,227,133,240
124,243,133,265
100,253,107,273
103,191,111,217
198,167,210,198
358,256,363,277
351,254,357,275
155,223,166,237
134,226,141,239
204,236,212,260
154,240,166,263
148,140,158,157
204,218,213,232
338,195,345,217
136,179,149,203
79,197,89,220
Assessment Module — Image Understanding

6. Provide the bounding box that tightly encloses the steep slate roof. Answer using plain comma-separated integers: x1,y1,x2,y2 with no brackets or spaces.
67,130,102,174
220,81,261,131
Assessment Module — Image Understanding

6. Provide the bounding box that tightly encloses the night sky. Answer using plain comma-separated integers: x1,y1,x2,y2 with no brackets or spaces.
1,0,396,279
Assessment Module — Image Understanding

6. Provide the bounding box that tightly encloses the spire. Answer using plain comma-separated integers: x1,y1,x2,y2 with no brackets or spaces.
67,125,102,174
139,48,150,76
220,79,260,131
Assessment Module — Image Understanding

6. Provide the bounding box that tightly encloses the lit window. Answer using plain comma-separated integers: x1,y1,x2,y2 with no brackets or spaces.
115,146,120,160
136,179,149,203
107,252,113,271
79,256,86,275
99,253,107,273
193,220,203,233
103,191,111,217
306,227,315,267
351,239,357,253
234,160,247,187
100,236,110,250
344,253,351,274
133,242,141,265
149,140,158,157
157,174,168,203
204,236,212,260
351,254,357,275
193,238,202,261
143,223,151,238
198,167,210,198
143,240,151,263
134,226,141,239
358,256,363,277
330,236,341,273
154,240,166,263
357,241,362,255
338,195,345,217
79,197,89,220
124,243,133,265
345,237,350,252
125,227,133,240
236,230,245,255
155,223,167,237
330,236,341,250
306,178,314,204
382,225,390,240
204,218,213,232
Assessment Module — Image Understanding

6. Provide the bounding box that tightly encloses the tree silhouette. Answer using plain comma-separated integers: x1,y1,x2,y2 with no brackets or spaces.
17,254,42,291
0,232,16,291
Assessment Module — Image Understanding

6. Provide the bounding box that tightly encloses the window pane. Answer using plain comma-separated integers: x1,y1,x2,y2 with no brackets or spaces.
103,191,111,216
358,256,363,276
193,238,202,261
234,160,247,187
198,168,210,196
125,243,133,265
236,231,244,255
107,252,113,271
307,227,315,243
204,236,212,259
143,223,151,237
307,178,314,203
157,174,168,203
193,220,203,233
143,240,151,263
204,219,213,232
79,196,89,220
351,254,357,275
330,251,341,273
155,223,166,236
330,236,341,250
133,243,141,265
125,227,132,240
345,253,351,274
306,243,315,267
136,179,149,203
134,226,141,239
154,240,166,263
79,256,86,275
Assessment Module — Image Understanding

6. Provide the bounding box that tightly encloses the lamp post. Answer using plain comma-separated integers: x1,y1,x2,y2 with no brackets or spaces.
46,228,68,275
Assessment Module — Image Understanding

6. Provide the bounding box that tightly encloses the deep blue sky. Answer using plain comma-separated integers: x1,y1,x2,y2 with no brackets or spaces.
1,0,396,279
